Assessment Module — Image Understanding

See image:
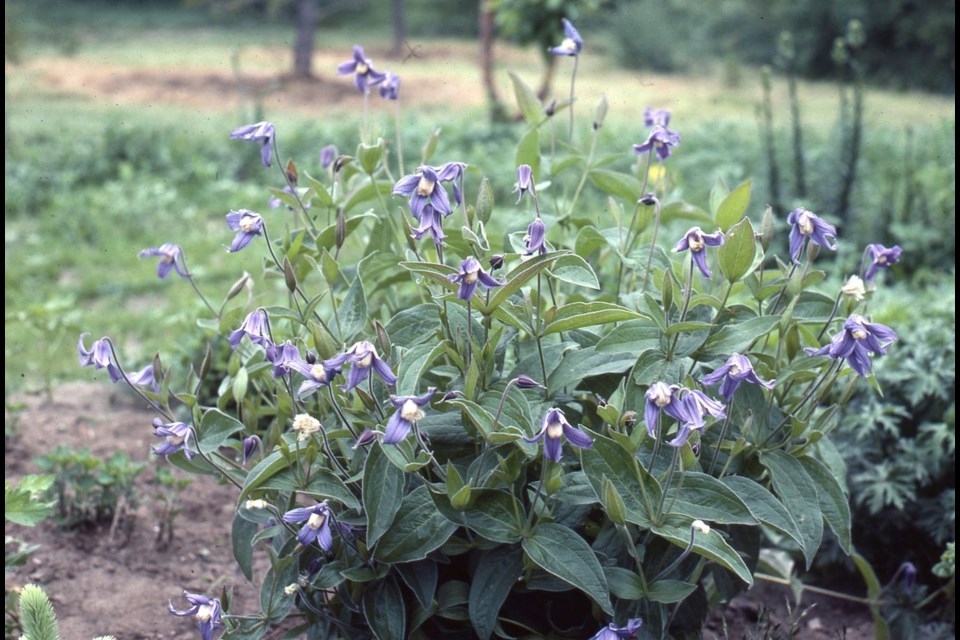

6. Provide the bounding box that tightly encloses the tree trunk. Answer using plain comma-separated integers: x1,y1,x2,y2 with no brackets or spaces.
479,0,505,120
294,0,319,78
391,0,406,59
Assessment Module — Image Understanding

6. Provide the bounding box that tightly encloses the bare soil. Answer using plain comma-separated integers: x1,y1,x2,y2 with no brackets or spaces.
5,383,874,639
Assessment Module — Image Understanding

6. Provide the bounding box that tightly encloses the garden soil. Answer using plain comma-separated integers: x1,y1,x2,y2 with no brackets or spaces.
5,383,874,639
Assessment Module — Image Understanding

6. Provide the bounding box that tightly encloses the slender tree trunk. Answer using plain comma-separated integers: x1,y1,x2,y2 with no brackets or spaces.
294,0,319,78
480,0,505,119
391,0,406,59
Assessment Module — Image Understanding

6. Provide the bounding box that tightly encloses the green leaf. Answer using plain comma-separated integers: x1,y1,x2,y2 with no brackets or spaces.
662,200,712,225
720,476,805,551
343,180,393,215
363,578,406,640
575,225,608,257
339,275,367,341
800,457,852,554
589,169,645,202
523,523,614,614
507,70,544,126
580,431,657,528
652,521,753,585
397,342,446,396
464,490,524,543
238,451,289,503
595,319,661,354
232,509,258,581
701,316,781,356
542,302,642,336
547,254,600,289
396,560,438,611
231,366,248,404
197,409,245,455
303,171,335,207
515,127,540,178
385,303,441,349
715,179,752,230
261,556,298,621
259,467,361,510
476,177,494,225
399,261,459,295
318,211,379,246
375,485,458,564
364,443,406,547
469,546,524,640
759,451,823,569
852,549,891,640
5,475,55,526
647,579,698,604
709,176,730,216
485,252,563,312
719,217,757,283
669,472,756,525
631,349,688,386
547,347,636,391
605,566,644,600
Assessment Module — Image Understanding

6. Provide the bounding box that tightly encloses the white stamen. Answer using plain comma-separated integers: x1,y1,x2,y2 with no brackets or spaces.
416,175,436,197
196,603,214,623
307,512,326,529
400,399,424,422
310,364,327,381
546,422,564,439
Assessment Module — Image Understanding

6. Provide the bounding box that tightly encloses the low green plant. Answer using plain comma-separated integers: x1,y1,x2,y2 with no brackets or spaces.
17,584,116,640
5,475,56,640
152,466,193,550
33,447,145,530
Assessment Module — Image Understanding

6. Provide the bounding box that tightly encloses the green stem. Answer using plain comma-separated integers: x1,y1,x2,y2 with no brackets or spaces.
568,54,579,143
472,379,518,486
655,446,681,525
523,460,550,534
565,123,599,220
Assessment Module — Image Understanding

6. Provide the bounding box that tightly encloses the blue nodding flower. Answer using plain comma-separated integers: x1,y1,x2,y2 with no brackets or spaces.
674,226,725,279
633,125,681,161
225,209,264,253
337,45,387,94
168,591,224,640
410,204,447,245
393,162,465,219
787,207,837,263
588,618,643,640
549,18,583,56
77,334,122,383
523,218,548,256
127,363,160,393
864,244,903,281
524,408,594,462
448,256,503,301
643,107,671,128
138,243,188,279
320,144,338,169
266,341,301,378
701,353,776,403
230,121,275,167
644,383,725,448
228,308,271,349
325,341,396,391
283,501,335,550
805,314,897,377
384,389,437,444
152,419,194,460
288,358,343,399
379,72,401,100
514,164,534,203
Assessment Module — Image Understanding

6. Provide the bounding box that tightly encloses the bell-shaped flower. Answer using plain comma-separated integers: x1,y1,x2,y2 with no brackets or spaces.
524,408,594,462
337,45,387,94
589,618,643,640
549,18,583,56
152,419,194,460
513,164,534,203
864,244,902,281
674,226,724,278
326,341,397,391
127,363,160,393
266,341,301,378
448,256,502,301
633,125,681,161
379,72,401,100
701,353,776,403
787,207,837,263
393,165,453,220
283,500,335,550
643,107,671,127
523,218,548,256
228,308,271,349
77,334,122,382
289,358,343,398
230,121,275,167
645,383,724,448
384,389,436,444
168,591,224,640
225,209,264,253
411,204,447,245
806,314,897,377
139,243,188,279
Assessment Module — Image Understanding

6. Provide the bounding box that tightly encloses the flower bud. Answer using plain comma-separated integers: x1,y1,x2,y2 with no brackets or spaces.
593,93,608,131
333,155,353,173
283,256,298,293
515,375,544,390
544,99,557,118
285,158,298,185
639,193,658,207
489,254,505,271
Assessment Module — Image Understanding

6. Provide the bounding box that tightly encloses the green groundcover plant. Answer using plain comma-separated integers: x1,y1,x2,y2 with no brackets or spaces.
76,20,909,640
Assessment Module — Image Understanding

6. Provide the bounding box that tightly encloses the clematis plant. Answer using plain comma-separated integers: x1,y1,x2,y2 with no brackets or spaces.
78,18,903,638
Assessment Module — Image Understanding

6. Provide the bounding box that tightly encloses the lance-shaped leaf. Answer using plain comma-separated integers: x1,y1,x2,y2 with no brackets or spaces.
718,217,757,283
523,523,614,614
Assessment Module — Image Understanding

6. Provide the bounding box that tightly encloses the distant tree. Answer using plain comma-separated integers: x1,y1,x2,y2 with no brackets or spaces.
391,0,405,59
